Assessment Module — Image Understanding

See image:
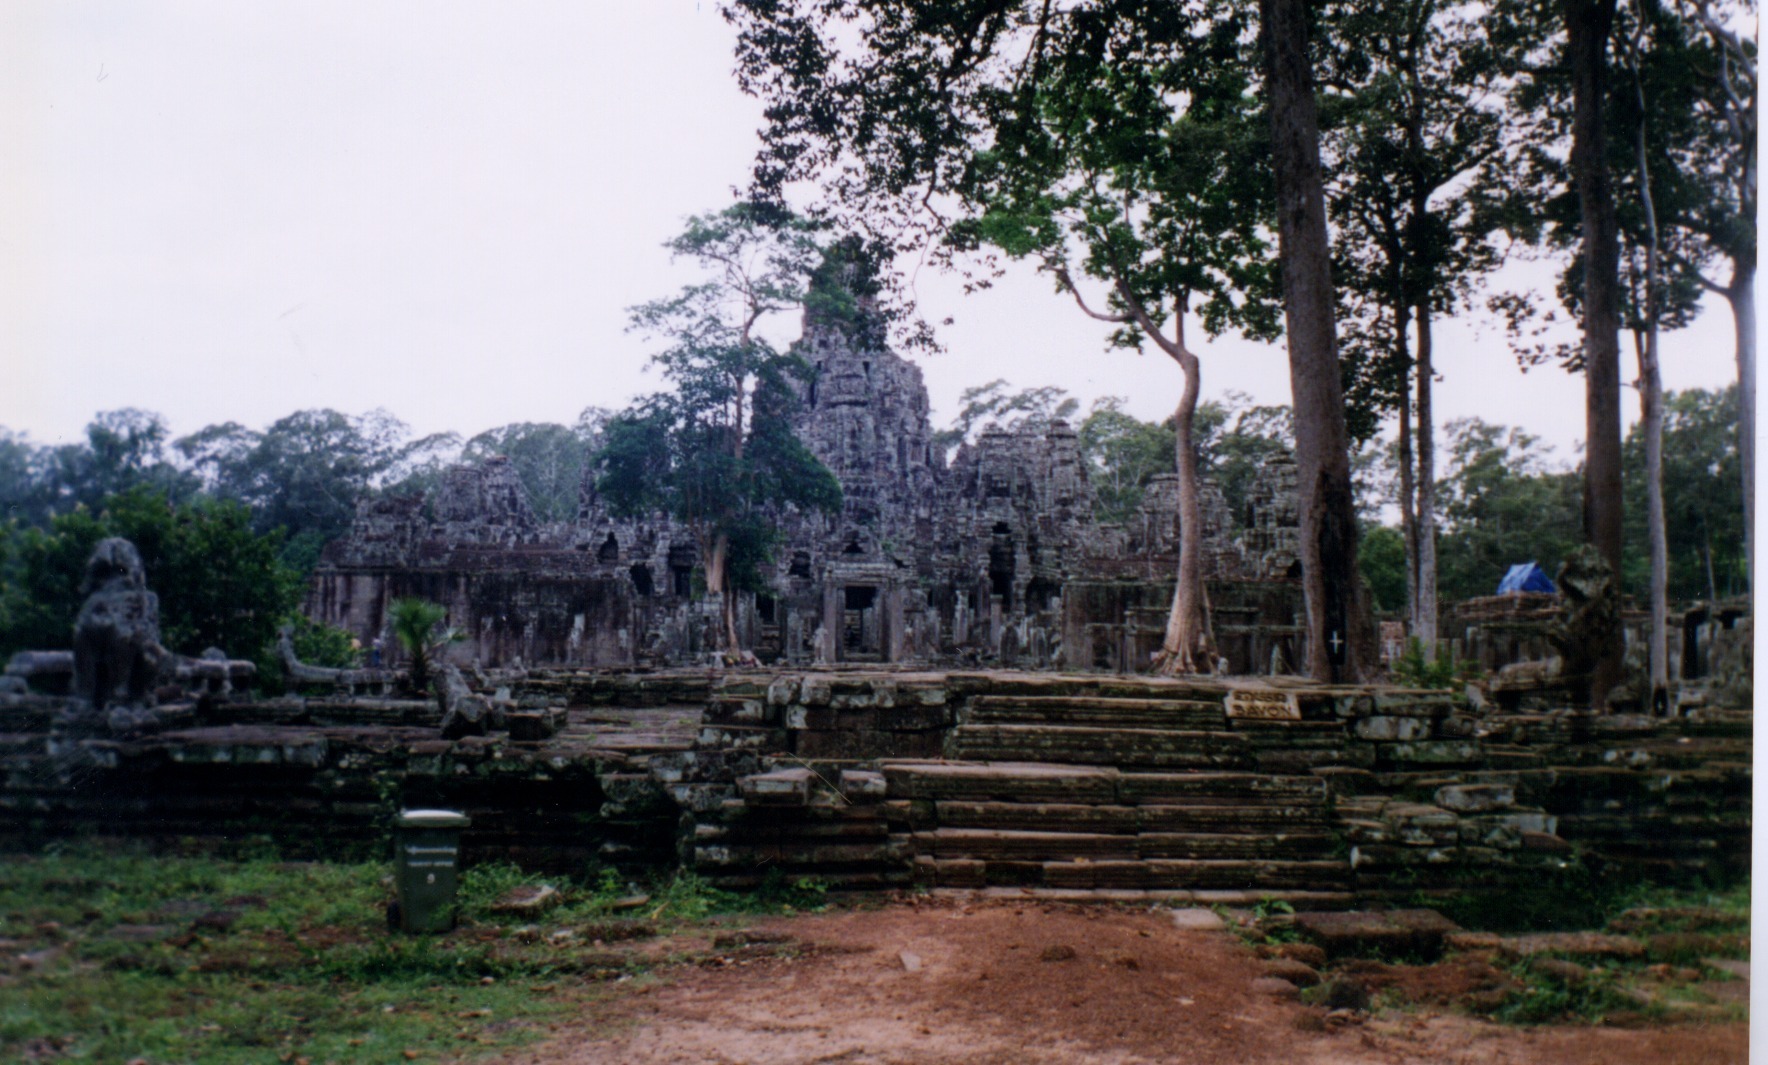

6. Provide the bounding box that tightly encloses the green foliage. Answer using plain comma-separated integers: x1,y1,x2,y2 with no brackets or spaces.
174,408,462,577
387,597,454,693
1494,960,1654,1025
1622,386,1747,600
1076,397,1174,523
1434,418,1583,602
595,208,843,609
1358,523,1409,614
0,487,299,668
289,614,361,670
1195,393,1295,525
935,380,1083,458
1389,637,1481,689
461,412,608,523
0,410,198,527
1321,2,1510,444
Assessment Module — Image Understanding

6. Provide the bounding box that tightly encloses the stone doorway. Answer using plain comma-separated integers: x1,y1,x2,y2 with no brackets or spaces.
842,585,881,661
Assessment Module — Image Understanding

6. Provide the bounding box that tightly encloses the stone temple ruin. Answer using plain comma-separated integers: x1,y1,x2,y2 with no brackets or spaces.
306,304,1306,675
0,292,1748,914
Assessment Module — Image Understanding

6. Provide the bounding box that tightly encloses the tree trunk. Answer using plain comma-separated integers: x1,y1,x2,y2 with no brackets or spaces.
1728,264,1755,596
1630,73,1668,711
704,530,740,655
1636,328,1668,707
1154,334,1216,676
1564,0,1625,709
1395,301,1420,641
1260,0,1379,682
1415,301,1439,653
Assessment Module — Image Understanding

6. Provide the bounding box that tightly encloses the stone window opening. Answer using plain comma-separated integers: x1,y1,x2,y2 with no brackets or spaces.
988,525,1016,608
789,551,813,578
597,533,619,563
629,564,654,597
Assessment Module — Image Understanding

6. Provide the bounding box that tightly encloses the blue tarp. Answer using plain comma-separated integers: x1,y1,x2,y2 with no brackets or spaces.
1496,561,1556,595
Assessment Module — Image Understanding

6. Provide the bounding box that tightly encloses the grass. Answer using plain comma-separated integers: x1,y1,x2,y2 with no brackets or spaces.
0,843,830,1063
1452,877,1749,1027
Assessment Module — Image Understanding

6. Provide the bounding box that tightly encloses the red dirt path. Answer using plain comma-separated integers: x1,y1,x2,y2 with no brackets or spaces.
503,899,1747,1065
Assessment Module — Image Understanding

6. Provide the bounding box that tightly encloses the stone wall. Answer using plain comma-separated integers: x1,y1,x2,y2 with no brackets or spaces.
0,669,1748,902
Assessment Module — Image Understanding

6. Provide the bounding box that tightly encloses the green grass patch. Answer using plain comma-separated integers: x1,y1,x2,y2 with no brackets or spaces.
0,843,826,1063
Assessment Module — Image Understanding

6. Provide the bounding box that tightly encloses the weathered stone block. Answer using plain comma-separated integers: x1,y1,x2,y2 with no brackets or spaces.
738,767,817,806
1435,783,1515,812
766,676,800,706
507,708,562,742
1379,741,1483,766
1354,716,1431,742
838,769,888,803
1293,909,1460,959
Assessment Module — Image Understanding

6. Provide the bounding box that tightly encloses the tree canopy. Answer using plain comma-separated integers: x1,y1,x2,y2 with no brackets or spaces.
595,207,844,653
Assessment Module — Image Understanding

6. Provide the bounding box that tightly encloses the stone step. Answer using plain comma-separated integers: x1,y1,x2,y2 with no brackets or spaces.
964,695,1226,730
917,856,1352,891
925,801,1140,834
919,800,1331,834
913,828,1138,862
1136,832,1339,860
910,828,1339,863
945,672,1231,703
920,884,1357,909
948,725,1254,769
1116,771,1328,805
882,762,1121,803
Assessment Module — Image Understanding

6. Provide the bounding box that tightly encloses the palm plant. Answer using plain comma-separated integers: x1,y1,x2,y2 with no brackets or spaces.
386,597,456,694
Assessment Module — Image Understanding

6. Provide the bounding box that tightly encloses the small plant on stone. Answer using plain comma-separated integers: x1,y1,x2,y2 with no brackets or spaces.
1391,637,1482,689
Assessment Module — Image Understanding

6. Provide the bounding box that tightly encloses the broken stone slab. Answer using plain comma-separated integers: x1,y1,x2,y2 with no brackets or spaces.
1494,932,1646,961
1263,957,1322,987
737,767,818,806
507,707,562,742
1353,715,1432,742
1168,907,1227,931
1434,783,1516,813
490,884,560,916
1251,976,1301,999
1293,909,1461,959
837,769,887,803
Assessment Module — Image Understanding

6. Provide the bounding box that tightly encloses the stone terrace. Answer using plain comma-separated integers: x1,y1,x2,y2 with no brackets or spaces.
0,670,1749,904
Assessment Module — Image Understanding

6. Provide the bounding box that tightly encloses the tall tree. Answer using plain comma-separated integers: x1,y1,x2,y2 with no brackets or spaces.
595,207,843,657
1260,0,1381,680
1561,0,1629,708
1322,0,1508,658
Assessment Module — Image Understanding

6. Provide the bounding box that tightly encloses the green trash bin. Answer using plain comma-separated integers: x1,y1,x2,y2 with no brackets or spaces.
391,808,471,933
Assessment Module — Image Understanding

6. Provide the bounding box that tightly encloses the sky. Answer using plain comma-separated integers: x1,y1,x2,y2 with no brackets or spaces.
0,1,1747,470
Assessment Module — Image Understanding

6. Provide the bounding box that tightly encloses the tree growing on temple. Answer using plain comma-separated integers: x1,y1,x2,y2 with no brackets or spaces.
595,207,843,659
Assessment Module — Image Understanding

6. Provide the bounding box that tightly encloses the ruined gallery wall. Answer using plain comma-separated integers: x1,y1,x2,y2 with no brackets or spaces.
307,308,1309,672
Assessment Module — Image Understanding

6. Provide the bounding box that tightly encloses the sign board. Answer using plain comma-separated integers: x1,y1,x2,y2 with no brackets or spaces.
1224,689,1302,721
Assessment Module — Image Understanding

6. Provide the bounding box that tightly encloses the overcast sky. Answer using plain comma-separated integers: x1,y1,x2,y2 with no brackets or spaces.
1,1,1745,469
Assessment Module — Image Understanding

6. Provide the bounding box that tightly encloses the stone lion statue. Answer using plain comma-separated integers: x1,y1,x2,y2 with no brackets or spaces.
65,537,168,734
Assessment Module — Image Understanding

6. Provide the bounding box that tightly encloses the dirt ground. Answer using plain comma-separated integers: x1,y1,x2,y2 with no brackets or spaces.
501,899,1748,1065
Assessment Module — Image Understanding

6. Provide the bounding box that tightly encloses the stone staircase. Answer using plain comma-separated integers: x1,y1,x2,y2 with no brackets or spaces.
883,684,1355,902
